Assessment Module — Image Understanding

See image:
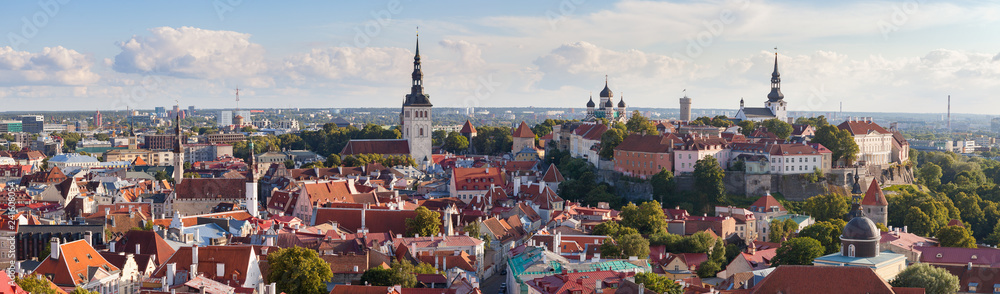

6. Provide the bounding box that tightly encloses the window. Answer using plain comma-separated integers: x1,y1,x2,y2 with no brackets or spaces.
848,244,856,257
419,128,424,136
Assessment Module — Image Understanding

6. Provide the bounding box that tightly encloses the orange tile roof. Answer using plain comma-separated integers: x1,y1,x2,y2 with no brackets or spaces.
513,121,535,138
837,120,891,136
33,240,120,286
460,120,476,134
151,245,257,286
862,179,888,206
749,265,898,294
541,163,564,182
452,167,504,191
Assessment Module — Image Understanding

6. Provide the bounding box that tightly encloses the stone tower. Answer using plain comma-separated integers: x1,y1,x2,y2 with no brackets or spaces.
400,32,433,167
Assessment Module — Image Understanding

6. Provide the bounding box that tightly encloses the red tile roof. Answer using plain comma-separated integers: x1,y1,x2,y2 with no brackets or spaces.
0,271,28,294
615,134,679,153
541,164,565,183
174,178,247,200
862,179,888,206
919,246,1000,267
452,167,504,191
749,195,785,213
573,123,608,141
838,120,891,136
151,245,257,286
113,230,176,266
748,265,898,294
313,207,418,235
459,120,476,134
766,144,819,156
33,240,121,286
340,139,411,156
513,121,535,138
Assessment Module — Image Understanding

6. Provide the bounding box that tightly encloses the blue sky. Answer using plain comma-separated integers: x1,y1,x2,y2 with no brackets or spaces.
1,0,1000,114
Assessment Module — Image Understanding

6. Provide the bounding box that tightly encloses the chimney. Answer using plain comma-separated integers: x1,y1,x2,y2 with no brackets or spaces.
216,263,225,277
268,283,276,294
639,283,645,294
166,263,176,285
49,238,60,260
109,241,116,252
539,182,545,193
84,231,93,246
194,229,201,243
136,243,141,255
595,279,603,293
191,245,199,276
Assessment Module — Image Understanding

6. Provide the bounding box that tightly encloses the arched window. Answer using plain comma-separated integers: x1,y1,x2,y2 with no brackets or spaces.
419,128,424,136
848,244,856,257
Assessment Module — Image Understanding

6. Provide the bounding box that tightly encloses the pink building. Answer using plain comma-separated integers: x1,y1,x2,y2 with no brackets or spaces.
673,135,729,173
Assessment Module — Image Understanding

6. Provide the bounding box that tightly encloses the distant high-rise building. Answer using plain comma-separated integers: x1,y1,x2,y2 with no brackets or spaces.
93,110,102,129
188,105,196,115
218,110,251,126
20,115,44,133
991,117,1000,134
154,106,166,117
680,95,692,121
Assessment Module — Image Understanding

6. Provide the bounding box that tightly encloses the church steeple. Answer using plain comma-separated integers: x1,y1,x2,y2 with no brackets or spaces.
411,31,423,95
403,30,431,107
767,50,784,102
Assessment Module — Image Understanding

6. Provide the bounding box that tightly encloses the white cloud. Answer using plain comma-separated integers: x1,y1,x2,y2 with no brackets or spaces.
0,46,99,86
532,41,687,90
112,26,268,80
281,46,412,84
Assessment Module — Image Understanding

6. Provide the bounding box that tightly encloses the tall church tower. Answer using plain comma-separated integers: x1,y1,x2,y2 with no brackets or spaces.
400,32,433,167
246,140,259,218
765,52,787,122
172,113,185,183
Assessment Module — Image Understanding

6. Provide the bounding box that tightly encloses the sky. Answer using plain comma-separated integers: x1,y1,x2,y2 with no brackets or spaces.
1,0,1000,114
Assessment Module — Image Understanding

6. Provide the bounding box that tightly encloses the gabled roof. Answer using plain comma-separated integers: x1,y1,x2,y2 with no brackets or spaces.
340,139,411,156
749,265,900,294
749,195,785,213
541,163,565,182
131,156,148,166
861,179,888,206
460,120,476,134
513,121,535,138
573,123,608,141
739,107,776,118
151,245,258,286
32,240,121,286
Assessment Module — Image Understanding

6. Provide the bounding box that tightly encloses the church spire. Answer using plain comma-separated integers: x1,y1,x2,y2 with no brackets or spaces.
767,49,784,102
411,29,423,95
403,29,432,107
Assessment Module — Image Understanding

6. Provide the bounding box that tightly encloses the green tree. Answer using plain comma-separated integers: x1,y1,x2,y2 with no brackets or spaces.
267,246,333,294
283,159,295,169
634,272,682,294
771,237,825,266
405,206,441,237
935,225,976,248
737,120,756,137
619,201,668,235
696,260,722,278
918,162,943,189
301,161,325,169
761,118,793,139
794,116,829,128
798,220,844,254
889,263,960,294
693,156,726,205
601,232,651,258
442,131,470,153
599,128,626,159
15,274,60,294
70,288,100,294
625,110,658,135
324,154,342,167
803,193,850,222
432,129,448,146
154,170,169,181
768,218,799,242
463,223,485,241
650,168,677,205
812,125,859,165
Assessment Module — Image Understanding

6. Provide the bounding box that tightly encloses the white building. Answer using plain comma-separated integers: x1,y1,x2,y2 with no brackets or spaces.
838,118,893,165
